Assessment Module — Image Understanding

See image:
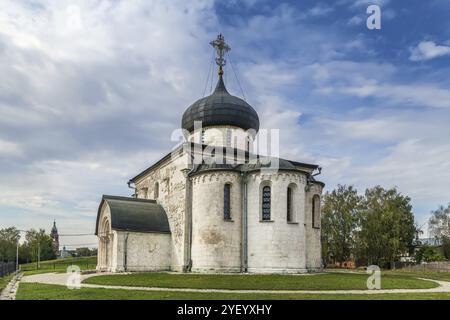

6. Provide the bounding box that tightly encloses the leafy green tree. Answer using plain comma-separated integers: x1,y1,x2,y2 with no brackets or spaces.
321,185,363,265
428,204,450,259
355,186,418,268
442,237,450,260
76,247,94,257
415,245,445,263
0,227,20,262
18,242,32,264
24,228,56,263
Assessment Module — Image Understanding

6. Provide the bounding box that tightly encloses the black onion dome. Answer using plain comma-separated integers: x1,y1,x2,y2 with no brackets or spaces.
182,76,259,133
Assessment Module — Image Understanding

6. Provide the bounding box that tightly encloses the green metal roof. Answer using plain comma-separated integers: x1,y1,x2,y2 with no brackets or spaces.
128,143,320,184
187,156,325,187
189,157,312,175
95,195,171,235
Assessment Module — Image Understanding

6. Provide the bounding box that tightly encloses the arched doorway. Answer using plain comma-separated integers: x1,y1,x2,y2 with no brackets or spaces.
99,217,112,271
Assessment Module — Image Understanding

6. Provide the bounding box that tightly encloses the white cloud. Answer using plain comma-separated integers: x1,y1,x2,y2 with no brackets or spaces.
321,118,403,141
355,139,450,207
339,83,450,108
0,192,58,209
410,41,450,61
348,0,390,8
0,0,220,237
312,109,450,229
0,139,22,157
242,62,300,92
307,60,450,109
307,3,334,17
348,15,363,26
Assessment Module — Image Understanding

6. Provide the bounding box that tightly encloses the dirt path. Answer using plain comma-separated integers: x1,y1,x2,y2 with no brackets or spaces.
19,272,450,295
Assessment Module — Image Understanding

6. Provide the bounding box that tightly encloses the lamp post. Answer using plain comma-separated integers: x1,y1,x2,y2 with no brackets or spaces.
37,241,40,269
16,238,19,272
15,230,26,273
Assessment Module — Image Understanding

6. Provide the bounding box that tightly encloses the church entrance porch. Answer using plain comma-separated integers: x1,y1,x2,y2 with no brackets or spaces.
97,217,113,272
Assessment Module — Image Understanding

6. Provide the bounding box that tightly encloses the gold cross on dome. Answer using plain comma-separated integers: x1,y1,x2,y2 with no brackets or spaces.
210,34,231,75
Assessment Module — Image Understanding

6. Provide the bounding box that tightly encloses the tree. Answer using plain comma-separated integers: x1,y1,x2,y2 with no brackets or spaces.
428,204,450,259
415,245,444,263
18,242,32,264
76,247,94,257
356,186,418,268
24,228,56,263
321,185,363,265
442,237,450,260
0,227,20,262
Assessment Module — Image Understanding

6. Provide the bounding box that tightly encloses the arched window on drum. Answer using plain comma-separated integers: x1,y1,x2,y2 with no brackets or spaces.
287,186,293,222
312,194,321,228
261,185,271,221
224,183,232,220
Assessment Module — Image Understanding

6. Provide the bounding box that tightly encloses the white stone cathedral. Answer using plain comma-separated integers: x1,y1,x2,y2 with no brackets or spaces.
96,35,324,273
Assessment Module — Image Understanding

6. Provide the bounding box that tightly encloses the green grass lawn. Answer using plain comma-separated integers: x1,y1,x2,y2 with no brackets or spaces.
0,274,14,291
20,256,97,275
83,272,437,290
15,283,450,300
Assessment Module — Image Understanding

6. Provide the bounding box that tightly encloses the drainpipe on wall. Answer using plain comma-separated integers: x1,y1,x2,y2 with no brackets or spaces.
182,146,196,272
127,181,137,198
312,166,322,177
241,172,248,273
124,232,129,271
186,174,193,272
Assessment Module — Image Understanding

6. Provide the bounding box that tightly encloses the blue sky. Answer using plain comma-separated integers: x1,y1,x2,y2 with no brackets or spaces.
1,0,450,246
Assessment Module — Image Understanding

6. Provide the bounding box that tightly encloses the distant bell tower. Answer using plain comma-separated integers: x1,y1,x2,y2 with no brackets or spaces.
50,220,60,257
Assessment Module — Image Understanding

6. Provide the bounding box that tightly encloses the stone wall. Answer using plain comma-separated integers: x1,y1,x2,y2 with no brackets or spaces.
246,171,308,273
191,171,242,272
96,199,173,272
304,183,323,271
102,145,323,274
114,231,171,272
134,151,189,271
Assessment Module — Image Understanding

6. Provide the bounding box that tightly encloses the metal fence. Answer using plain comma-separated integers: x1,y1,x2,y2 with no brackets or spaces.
19,261,96,272
401,261,450,273
0,262,16,277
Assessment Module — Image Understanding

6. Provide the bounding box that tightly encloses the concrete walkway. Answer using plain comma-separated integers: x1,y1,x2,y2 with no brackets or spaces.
0,273,22,300
20,272,450,295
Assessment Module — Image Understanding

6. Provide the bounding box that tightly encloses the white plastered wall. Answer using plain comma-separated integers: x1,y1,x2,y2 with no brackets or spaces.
246,171,309,273
190,171,242,272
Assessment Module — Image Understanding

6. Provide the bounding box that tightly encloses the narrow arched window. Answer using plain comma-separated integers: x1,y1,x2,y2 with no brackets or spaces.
226,129,232,147
224,183,231,220
142,187,148,199
154,182,159,199
262,186,271,221
201,129,206,144
312,194,320,228
287,186,293,222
